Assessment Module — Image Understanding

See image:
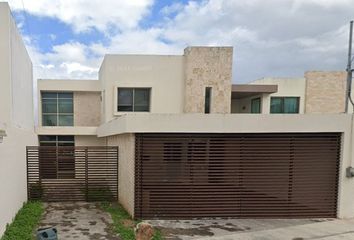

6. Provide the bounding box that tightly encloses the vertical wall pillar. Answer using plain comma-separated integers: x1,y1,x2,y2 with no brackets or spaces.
183,47,233,114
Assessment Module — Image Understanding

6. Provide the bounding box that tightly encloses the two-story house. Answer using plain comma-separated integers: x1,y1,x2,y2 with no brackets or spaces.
4,1,354,237
36,46,354,220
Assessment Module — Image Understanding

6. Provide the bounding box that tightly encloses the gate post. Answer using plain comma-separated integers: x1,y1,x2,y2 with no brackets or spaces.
26,147,29,200
85,147,88,201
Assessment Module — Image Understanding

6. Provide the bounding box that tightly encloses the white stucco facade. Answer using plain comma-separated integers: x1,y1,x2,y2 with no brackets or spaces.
96,113,354,219
2,0,354,231
250,77,306,114
35,48,354,219
99,54,185,123
0,3,37,236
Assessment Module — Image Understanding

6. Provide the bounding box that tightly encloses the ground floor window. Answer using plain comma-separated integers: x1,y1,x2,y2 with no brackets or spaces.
38,135,75,179
39,135,75,146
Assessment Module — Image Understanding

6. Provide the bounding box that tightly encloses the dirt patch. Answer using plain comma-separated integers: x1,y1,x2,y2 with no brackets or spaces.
122,219,136,228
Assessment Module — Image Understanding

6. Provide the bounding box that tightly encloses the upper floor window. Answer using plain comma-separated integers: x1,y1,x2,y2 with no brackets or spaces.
205,87,212,114
270,97,299,114
42,92,73,126
251,98,261,114
117,88,150,112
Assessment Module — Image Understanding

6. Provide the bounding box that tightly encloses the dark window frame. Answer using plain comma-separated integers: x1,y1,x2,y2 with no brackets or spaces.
38,135,75,179
117,88,151,112
251,97,261,114
270,97,300,114
205,87,212,114
39,135,75,147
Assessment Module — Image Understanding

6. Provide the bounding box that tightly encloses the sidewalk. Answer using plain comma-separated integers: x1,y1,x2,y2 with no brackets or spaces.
197,219,354,240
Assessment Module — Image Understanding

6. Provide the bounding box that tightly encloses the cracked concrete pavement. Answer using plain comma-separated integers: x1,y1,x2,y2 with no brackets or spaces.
36,202,354,240
147,218,338,240
198,218,354,240
37,202,120,240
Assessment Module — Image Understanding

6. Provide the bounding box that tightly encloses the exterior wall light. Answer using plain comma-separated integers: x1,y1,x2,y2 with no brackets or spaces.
0,130,6,143
346,166,354,178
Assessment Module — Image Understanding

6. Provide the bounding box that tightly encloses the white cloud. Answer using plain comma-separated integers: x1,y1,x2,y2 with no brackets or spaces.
24,38,100,79
60,62,97,75
293,0,353,9
8,0,354,83
5,0,153,32
92,28,183,55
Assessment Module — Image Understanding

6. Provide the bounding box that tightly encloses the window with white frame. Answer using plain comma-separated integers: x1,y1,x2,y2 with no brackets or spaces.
117,88,150,112
42,92,73,126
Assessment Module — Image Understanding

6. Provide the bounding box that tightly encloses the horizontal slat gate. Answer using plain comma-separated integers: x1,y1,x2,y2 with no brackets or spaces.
27,146,118,202
135,133,340,219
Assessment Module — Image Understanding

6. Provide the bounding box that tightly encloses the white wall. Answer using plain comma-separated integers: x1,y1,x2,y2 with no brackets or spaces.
99,55,185,123
250,77,306,114
75,135,106,146
0,127,37,235
10,13,33,130
98,113,354,219
231,94,263,113
0,3,11,125
107,133,135,217
0,3,37,237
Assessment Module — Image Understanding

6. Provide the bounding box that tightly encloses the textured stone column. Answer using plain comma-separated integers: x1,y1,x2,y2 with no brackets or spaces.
304,71,346,113
183,47,233,113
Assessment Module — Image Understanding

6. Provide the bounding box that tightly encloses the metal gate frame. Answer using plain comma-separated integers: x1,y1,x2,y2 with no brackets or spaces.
135,133,341,219
27,146,118,202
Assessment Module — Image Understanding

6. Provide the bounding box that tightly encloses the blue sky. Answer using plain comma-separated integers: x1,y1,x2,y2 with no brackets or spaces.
3,0,354,82
14,12,107,52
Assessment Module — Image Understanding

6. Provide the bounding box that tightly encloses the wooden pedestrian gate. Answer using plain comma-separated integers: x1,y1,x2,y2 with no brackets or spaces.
27,146,118,202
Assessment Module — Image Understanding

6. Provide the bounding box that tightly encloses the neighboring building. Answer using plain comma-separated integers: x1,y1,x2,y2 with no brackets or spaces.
0,3,37,236
36,46,354,220
37,79,104,147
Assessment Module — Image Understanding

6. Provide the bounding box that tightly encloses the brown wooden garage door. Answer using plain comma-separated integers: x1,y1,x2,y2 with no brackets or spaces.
134,133,341,219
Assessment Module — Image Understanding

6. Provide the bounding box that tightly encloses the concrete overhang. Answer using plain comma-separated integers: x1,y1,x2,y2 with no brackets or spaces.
96,113,350,137
232,84,278,99
38,79,101,92
36,127,98,136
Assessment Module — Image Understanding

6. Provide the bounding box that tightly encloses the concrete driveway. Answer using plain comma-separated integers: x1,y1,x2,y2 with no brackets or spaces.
37,202,120,240
148,218,354,240
200,218,354,240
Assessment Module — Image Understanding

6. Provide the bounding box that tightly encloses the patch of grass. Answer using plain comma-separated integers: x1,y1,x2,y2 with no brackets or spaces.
100,202,163,240
1,201,44,240
152,229,163,240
